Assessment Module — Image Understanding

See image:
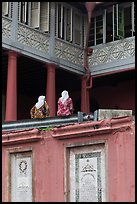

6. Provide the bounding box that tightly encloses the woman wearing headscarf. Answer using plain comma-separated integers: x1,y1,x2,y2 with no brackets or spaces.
30,95,50,118
57,90,73,116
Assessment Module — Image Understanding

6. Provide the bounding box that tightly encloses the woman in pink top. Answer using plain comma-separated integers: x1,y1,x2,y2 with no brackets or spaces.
57,90,73,116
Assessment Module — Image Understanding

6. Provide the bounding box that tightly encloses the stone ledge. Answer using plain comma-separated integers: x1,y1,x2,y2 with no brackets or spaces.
2,128,42,145
52,116,134,139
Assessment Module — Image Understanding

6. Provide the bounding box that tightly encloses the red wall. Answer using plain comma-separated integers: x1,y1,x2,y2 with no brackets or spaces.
2,117,135,202
92,79,135,111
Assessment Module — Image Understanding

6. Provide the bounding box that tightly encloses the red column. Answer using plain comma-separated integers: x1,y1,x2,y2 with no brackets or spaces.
81,3,96,115
5,51,17,121
81,76,87,113
81,76,90,114
46,64,56,117
85,2,96,22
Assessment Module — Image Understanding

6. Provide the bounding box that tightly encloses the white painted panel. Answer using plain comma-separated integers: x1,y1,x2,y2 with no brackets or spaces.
2,2,8,16
40,2,49,32
69,144,106,202
10,152,32,202
31,2,40,28
18,2,21,22
22,2,28,23
60,4,63,38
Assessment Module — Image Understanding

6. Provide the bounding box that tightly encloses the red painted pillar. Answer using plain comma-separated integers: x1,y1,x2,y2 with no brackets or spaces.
85,2,96,22
81,76,91,114
81,2,96,114
5,51,17,121
46,64,56,116
81,77,87,113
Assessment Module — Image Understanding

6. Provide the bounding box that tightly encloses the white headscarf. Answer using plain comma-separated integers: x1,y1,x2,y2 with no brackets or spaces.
35,95,45,109
60,90,69,104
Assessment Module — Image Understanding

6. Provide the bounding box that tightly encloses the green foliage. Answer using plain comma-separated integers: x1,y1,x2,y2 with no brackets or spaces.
38,126,54,131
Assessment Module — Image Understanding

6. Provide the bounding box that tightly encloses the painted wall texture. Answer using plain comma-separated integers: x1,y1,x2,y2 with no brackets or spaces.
92,79,135,112
2,116,135,202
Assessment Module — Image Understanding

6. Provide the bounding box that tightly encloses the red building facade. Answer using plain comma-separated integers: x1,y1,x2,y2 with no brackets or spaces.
2,2,135,202
2,116,135,202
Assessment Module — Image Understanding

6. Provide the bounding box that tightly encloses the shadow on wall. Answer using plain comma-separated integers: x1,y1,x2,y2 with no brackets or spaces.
73,95,100,114
90,96,100,113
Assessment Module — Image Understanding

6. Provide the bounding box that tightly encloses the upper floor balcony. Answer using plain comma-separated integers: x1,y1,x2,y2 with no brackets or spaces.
2,2,135,76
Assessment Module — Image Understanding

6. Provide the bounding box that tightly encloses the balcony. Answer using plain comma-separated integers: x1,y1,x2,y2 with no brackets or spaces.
2,16,85,75
89,37,135,76
2,15,135,77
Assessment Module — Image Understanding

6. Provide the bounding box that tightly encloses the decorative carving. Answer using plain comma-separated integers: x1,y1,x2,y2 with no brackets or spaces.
81,163,96,173
55,39,84,65
2,16,134,71
19,160,27,174
10,153,32,201
75,152,102,202
17,24,50,52
89,37,135,67
2,16,12,38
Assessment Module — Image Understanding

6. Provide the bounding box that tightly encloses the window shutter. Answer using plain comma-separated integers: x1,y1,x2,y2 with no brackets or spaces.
2,2,9,16
22,2,27,23
40,2,49,32
60,4,63,38
10,2,13,18
116,4,124,37
31,2,40,28
75,13,81,45
55,3,57,36
27,2,32,26
132,2,135,32
113,4,124,39
18,2,21,21
66,8,73,42
58,4,64,38
58,4,61,38
70,8,73,42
